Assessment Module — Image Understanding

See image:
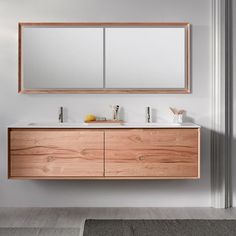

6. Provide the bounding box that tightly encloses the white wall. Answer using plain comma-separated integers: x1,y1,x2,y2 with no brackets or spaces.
0,0,211,207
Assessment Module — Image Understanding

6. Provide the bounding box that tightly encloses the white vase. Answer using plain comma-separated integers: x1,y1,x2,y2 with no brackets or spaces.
173,114,183,124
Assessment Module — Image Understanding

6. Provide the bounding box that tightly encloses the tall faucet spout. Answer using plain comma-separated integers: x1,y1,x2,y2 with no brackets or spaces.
59,107,64,123
146,106,152,123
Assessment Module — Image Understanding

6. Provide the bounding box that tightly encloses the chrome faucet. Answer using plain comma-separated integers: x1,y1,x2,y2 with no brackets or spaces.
146,106,152,123
111,105,120,120
59,107,64,123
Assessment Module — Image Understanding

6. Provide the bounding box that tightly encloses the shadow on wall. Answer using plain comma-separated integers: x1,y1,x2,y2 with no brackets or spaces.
20,125,210,207
184,114,194,123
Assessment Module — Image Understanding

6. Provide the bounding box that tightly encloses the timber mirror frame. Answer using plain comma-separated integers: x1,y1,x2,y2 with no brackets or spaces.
18,22,191,94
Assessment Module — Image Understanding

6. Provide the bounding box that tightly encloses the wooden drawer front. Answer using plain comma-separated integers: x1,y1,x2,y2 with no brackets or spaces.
105,129,199,178
9,129,104,177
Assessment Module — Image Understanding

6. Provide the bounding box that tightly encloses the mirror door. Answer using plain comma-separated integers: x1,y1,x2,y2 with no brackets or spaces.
20,26,104,91
105,27,186,89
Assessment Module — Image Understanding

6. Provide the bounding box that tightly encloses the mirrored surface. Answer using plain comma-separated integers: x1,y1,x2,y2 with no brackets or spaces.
22,27,103,89
105,27,186,89
19,23,190,93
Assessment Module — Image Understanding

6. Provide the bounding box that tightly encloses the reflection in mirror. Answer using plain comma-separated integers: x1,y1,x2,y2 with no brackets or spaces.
22,27,103,89
105,27,186,89
19,23,190,94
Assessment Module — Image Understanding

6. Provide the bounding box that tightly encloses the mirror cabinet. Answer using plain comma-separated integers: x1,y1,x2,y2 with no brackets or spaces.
19,23,190,94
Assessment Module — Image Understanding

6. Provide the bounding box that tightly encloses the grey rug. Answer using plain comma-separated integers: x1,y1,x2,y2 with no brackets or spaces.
83,219,236,236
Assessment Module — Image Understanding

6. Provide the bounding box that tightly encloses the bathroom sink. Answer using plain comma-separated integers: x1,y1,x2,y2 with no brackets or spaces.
27,122,181,127
123,123,181,127
29,122,182,128
27,122,124,126
84,122,123,126
27,122,84,127
9,122,199,129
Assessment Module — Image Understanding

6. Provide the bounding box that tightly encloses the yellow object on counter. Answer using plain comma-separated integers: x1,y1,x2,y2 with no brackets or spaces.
84,114,96,122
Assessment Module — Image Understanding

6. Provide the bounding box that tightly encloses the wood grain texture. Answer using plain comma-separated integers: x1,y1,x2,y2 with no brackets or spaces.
9,129,104,177
19,22,190,27
18,23,22,93
105,129,199,178
8,128,200,179
19,89,190,94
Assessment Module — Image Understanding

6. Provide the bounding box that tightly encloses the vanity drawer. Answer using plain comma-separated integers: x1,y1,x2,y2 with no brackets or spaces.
105,129,200,178
8,127,200,179
9,129,104,178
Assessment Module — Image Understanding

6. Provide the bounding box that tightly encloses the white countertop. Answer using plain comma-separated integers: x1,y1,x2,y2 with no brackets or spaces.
8,122,200,129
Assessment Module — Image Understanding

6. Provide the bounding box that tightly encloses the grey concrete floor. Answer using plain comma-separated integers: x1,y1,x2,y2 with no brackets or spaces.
0,207,236,235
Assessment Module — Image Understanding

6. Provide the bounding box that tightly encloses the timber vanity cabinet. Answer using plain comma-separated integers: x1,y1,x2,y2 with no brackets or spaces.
12,22,199,180
8,125,200,179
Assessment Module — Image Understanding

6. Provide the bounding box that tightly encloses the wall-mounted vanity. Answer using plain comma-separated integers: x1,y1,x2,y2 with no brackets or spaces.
14,22,197,180
8,123,200,179
19,22,190,94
